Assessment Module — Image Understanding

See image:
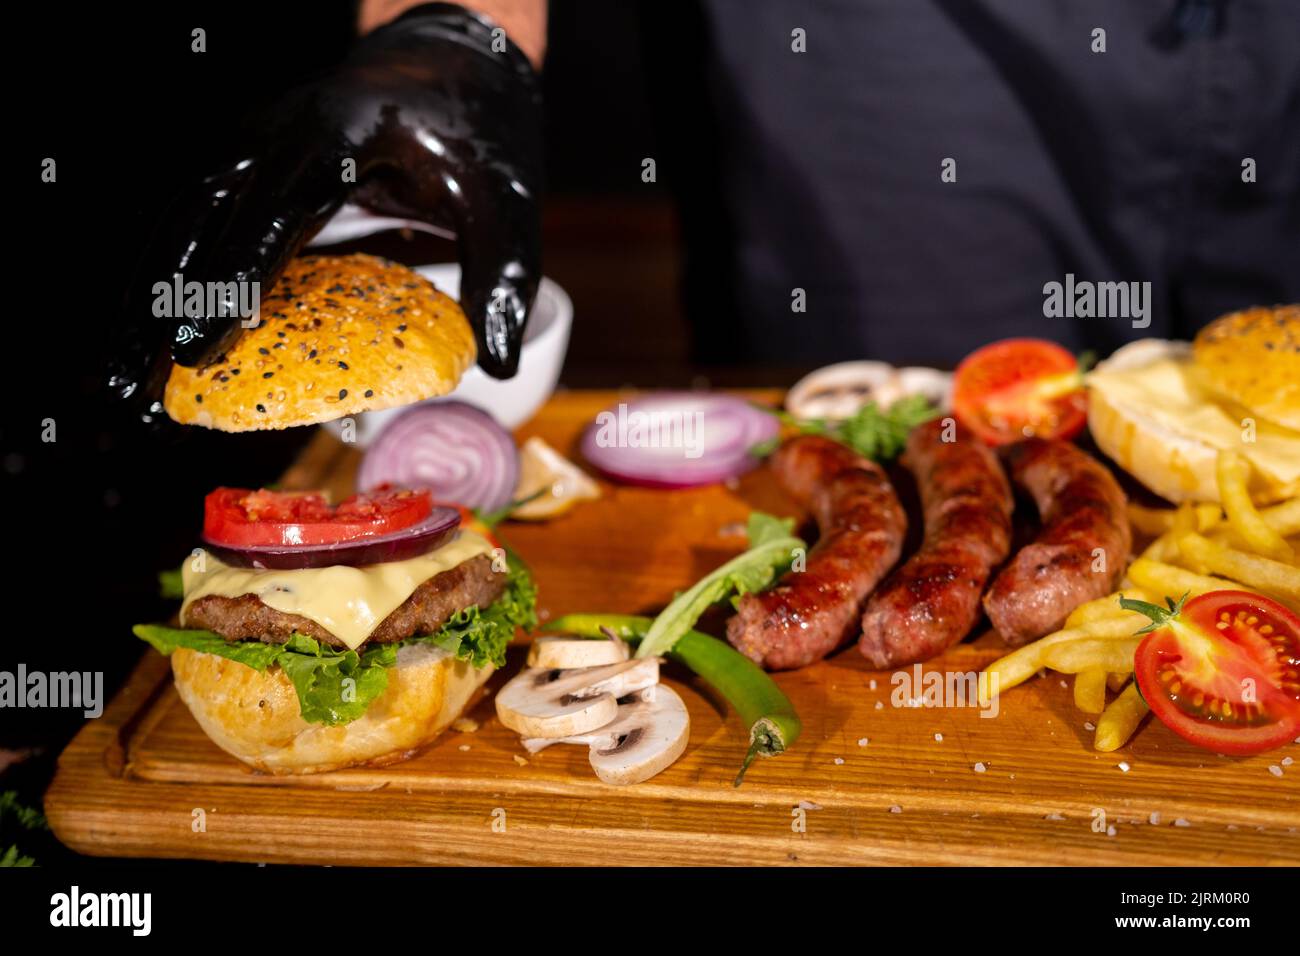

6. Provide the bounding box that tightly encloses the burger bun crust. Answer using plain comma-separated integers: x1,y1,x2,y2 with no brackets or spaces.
171,643,491,774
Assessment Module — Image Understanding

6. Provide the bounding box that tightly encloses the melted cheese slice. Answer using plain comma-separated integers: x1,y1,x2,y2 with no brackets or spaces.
180,530,494,651
1088,358,1300,484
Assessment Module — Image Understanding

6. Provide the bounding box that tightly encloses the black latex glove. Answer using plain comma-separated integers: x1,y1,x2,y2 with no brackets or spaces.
107,2,542,425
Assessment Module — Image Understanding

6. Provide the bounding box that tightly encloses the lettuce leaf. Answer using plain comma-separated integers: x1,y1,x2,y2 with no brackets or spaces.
635,512,804,659
134,560,536,726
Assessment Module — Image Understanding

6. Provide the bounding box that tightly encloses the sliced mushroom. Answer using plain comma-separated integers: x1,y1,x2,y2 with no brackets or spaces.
527,635,630,670
520,687,656,754
495,657,660,739
522,685,690,786
786,361,953,421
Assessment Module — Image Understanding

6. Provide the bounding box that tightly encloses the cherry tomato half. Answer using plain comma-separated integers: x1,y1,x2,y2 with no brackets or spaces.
203,487,433,548
1133,590,1300,756
952,338,1087,445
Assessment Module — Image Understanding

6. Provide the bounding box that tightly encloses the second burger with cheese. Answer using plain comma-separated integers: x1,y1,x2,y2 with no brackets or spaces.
1087,305,1300,504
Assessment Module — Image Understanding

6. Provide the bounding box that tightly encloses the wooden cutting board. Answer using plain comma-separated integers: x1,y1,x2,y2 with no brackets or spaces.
45,391,1300,865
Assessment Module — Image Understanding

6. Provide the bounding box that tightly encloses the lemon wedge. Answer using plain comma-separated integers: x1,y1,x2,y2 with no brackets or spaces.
512,436,601,520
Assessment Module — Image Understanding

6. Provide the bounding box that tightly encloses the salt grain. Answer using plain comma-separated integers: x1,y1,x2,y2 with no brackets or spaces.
973,762,986,773
1044,813,1065,821
834,757,845,766
1174,818,1191,827
457,744,471,752
889,805,902,813
857,737,869,747
1283,757,1294,767
875,701,884,710
1268,765,1283,777
1149,811,1161,825
869,679,878,690
1118,761,1130,773
934,733,944,743
1084,721,1096,731
1106,825,1117,837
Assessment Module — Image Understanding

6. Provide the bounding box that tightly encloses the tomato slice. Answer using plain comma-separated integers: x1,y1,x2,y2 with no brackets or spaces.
952,338,1087,445
204,487,433,548
1132,590,1300,756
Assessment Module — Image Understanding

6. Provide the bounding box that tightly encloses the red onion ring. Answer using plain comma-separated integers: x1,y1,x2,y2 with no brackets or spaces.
358,401,520,512
580,393,779,488
202,507,462,570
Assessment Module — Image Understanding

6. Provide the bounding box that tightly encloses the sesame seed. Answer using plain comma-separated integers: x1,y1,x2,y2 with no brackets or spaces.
256,404,266,413
338,389,348,399
364,389,374,398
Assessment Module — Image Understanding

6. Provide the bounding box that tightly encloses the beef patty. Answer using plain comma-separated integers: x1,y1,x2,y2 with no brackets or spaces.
184,553,506,649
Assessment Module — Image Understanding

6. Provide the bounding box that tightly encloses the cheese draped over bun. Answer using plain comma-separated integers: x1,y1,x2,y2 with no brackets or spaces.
165,254,476,431
171,643,492,774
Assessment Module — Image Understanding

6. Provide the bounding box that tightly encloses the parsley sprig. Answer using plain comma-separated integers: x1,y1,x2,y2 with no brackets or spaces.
751,393,942,462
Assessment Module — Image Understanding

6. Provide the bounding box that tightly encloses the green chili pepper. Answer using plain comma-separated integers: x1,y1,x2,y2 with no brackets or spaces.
547,613,801,786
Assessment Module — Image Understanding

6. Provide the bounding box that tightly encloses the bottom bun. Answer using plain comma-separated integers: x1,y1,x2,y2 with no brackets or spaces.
171,643,492,774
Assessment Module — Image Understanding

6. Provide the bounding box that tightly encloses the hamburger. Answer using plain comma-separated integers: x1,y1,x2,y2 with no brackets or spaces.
136,488,536,774
135,254,536,773
1087,305,1300,503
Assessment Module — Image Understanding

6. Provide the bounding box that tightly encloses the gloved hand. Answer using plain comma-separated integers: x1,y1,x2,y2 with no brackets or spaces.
108,2,543,425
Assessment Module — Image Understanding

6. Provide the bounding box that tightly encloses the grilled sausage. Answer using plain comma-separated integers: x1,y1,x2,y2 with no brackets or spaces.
859,418,1013,667
982,439,1131,645
727,436,906,670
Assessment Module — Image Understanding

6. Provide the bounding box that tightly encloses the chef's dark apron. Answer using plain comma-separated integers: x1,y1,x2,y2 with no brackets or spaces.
666,0,1300,366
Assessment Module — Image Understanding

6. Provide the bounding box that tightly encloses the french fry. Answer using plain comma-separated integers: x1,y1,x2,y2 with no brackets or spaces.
1175,532,1300,604
1216,451,1294,561
1107,671,1131,692
982,629,1088,700
1065,587,1156,627
1126,557,1261,602
1127,502,1221,537
1137,532,1178,563
1073,668,1108,714
1094,681,1149,752
1041,637,1141,674
1260,497,1300,537
982,613,1148,700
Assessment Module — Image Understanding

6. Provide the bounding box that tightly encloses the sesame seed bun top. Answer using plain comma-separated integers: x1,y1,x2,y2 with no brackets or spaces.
164,254,476,432
1193,305,1300,432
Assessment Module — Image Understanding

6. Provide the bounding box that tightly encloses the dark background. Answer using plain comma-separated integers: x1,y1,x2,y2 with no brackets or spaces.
2,1,733,826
